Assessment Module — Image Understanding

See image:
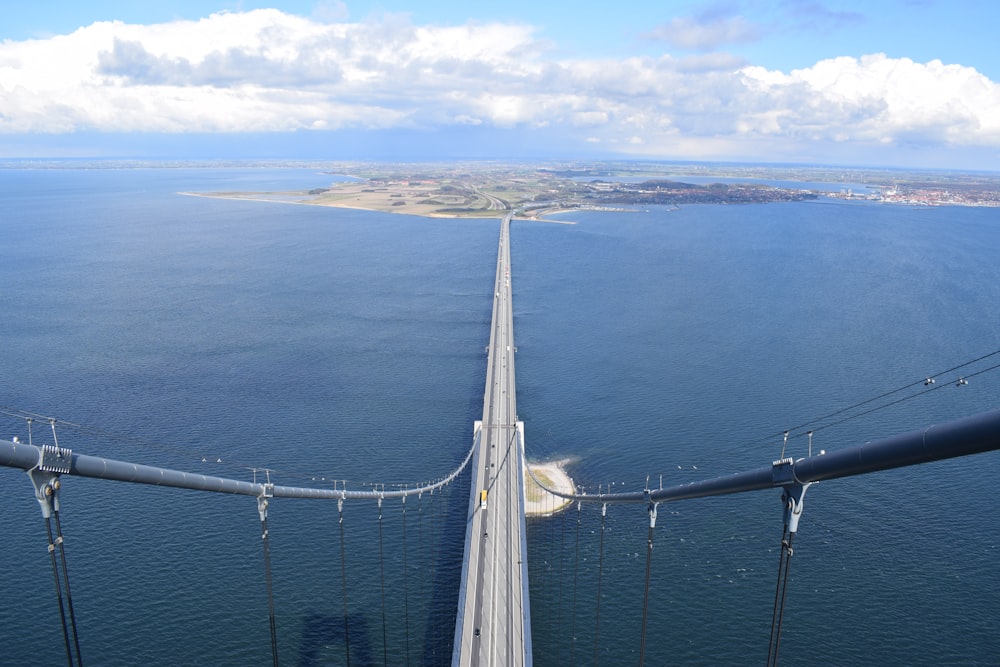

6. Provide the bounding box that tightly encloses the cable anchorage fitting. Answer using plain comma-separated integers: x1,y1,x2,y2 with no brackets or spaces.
257,484,274,523
781,482,811,536
644,485,659,528
28,427,71,519
27,468,61,519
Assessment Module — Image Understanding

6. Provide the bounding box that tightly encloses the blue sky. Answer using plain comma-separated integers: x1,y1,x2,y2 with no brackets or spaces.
2,1,999,168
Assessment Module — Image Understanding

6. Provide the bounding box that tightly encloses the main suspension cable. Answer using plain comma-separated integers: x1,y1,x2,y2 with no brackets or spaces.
0,403,475,495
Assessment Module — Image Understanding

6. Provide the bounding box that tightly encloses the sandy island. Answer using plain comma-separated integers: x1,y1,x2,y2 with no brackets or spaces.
523,459,576,517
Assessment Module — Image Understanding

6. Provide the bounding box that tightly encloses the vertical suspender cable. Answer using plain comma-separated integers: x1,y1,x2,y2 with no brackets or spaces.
544,473,556,648
43,513,75,667
638,502,658,667
429,487,441,661
38,422,82,667
50,429,83,667
570,500,581,665
401,494,411,667
767,532,796,667
257,494,279,667
338,497,352,667
556,499,567,666
593,502,607,667
767,519,789,664
377,495,388,666
768,483,808,667
436,485,448,662
417,490,425,662
51,508,83,665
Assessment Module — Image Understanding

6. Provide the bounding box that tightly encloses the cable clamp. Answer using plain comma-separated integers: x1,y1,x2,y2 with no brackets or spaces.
40,444,72,474
771,458,795,485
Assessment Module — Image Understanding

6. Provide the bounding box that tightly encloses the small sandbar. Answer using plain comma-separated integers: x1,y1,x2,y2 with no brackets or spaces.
179,191,318,205
524,459,576,517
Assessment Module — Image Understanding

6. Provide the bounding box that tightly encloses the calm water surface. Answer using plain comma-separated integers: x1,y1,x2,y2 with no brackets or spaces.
2,167,999,665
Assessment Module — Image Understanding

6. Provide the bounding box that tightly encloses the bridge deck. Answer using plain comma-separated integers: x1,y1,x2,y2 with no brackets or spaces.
453,214,531,666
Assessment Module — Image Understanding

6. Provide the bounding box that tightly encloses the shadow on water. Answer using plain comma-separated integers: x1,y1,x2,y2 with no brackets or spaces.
298,612,375,666
420,472,471,666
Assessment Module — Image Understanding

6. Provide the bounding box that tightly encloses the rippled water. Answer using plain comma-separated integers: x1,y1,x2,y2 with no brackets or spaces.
2,167,999,665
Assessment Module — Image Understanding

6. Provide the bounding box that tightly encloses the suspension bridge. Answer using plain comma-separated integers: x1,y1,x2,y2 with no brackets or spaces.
3,212,1000,666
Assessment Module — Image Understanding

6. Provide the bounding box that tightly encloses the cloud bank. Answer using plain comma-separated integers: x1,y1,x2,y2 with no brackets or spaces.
1,9,998,162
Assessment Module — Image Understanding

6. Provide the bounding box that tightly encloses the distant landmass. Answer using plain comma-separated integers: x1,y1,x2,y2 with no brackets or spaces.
131,159,1000,217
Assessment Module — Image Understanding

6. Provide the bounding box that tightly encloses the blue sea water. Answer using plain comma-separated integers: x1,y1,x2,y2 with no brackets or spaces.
2,166,999,666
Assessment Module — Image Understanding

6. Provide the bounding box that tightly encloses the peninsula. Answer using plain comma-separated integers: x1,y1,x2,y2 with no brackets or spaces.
186,161,1000,218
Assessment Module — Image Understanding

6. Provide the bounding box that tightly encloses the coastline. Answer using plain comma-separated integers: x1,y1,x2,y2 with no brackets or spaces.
523,459,576,516
181,190,587,222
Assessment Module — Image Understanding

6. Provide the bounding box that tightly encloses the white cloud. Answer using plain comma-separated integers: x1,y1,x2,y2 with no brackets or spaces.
645,15,761,51
740,54,1000,146
1,9,999,163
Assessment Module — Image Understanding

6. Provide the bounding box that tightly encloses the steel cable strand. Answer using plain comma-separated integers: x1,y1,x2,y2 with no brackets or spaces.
258,505,279,667
338,499,352,667
638,503,657,667
377,497,388,666
773,532,796,667
593,502,607,667
52,510,84,667
808,379,951,435
767,531,796,667
807,358,1000,436
556,495,568,665
570,501,582,665
401,496,412,667
417,491,426,662
734,348,1000,456
766,520,790,665
429,486,443,663
44,514,76,667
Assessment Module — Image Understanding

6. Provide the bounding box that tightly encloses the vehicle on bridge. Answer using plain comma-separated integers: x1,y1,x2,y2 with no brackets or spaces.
480,489,488,509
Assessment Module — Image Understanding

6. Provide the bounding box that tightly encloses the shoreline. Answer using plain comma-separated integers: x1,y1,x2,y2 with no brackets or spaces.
181,191,585,222
523,458,576,516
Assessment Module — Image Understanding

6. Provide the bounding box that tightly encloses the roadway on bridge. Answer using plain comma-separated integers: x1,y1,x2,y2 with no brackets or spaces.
453,213,530,667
